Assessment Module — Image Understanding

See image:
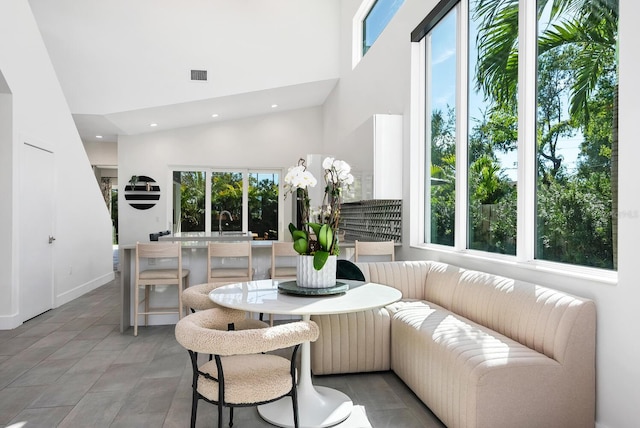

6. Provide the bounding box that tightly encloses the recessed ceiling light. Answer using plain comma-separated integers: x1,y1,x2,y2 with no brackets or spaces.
96,135,103,139
271,104,278,108
211,114,219,118
150,123,158,127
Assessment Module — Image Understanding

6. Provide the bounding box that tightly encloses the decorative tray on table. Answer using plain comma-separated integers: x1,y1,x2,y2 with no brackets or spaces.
277,281,349,296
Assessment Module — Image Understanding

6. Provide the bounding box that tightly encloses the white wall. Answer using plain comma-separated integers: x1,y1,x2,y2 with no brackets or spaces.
84,140,117,167
0,0,114,328
118,106,324,245
322,0,638,427
322,0,413,157
0,83,13,317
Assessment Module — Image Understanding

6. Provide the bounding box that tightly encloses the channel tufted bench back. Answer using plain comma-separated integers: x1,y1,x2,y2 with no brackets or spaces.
447,270,596,363
357,260,596,363
357,261,431,300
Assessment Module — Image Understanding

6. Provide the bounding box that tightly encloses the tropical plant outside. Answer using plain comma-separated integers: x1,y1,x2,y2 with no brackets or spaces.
248,173,279,239
174,171,205,233
428,0,617,269
173,170,279,239
211,172,243,233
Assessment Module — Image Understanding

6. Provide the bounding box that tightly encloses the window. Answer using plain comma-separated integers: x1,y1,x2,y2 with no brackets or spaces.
467,0,518,255
414,0,618,270
425,5,458,246
363,0,405,55
534,1,618,269
354,0,405,66
249,172,279,240
211,171,243,233
172,169,280,240
173,171,205,233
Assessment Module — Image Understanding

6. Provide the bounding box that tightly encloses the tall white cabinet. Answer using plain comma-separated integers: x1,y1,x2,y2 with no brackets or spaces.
342,114,403,202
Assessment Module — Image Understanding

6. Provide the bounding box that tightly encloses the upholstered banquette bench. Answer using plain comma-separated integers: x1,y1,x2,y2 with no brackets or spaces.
310,261,596,428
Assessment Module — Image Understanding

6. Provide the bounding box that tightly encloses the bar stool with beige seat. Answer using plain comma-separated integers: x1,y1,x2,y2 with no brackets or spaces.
262,241,300,325
187,241,253,315
134,241,190,336
354,240,395,262
207,241,253,284
269,241,299,280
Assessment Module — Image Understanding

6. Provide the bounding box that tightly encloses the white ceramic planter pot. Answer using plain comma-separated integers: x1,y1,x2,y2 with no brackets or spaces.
296,255,337,288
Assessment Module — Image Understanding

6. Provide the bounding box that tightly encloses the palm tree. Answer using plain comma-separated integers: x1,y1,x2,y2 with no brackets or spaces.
473,0,619,267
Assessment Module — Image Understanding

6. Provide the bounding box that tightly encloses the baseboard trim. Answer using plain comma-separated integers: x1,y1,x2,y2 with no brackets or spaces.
55,271,115,307
0,313,22,330
0,272,116,331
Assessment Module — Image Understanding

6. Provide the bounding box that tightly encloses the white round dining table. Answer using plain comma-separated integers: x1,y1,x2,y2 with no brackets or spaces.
209,279,402,428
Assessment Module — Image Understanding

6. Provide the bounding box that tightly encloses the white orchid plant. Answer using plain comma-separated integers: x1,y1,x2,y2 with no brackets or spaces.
284,157,355,270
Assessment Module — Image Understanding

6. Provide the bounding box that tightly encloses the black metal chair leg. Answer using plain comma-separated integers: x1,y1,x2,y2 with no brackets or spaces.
217,401,224,428
229,407,234,427
190,392,198,428
292,393,300,428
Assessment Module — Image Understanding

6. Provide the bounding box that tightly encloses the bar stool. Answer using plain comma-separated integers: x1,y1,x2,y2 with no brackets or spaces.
134,242,190,336
207,241,253,283
269,242,298,280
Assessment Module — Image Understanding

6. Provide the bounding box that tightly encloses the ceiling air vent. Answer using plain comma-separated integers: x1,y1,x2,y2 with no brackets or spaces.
190,69,207,81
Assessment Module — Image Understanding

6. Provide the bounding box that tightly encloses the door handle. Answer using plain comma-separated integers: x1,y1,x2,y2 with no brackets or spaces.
48,236,56,244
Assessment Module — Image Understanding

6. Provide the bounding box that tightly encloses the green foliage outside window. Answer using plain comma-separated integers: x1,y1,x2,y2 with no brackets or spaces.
426,0,617,268
211,172,243,232
173,170,279,240
248,173,279,240
175,171,205,233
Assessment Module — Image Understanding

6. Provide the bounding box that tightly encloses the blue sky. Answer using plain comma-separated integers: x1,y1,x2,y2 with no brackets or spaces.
427,2,581,182
364,0,405,50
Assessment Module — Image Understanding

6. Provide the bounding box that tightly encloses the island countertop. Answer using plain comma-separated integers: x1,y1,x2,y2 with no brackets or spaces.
158,231,254,241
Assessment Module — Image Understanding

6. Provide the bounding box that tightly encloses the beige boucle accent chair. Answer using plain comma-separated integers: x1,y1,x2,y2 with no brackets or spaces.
183,281,273,326
182,282,234,313
311,261,597,428
175,307,319,428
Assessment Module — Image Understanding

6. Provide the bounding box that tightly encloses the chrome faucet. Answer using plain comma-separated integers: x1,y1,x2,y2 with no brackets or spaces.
219,210,232,234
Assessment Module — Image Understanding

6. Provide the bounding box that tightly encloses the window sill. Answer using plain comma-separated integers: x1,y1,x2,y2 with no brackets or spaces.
407,244,618,288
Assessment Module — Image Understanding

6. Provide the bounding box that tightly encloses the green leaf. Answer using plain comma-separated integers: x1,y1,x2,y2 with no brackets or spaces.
293,238,308,254
313,250,329,270
317,224,333,251
291,229,307,241
308,222,322,237
289,222,309,244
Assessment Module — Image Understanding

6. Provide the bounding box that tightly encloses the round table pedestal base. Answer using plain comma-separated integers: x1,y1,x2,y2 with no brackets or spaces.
258,385,353,428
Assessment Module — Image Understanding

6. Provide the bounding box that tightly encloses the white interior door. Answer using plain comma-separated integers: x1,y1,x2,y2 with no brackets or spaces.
19,143,54,321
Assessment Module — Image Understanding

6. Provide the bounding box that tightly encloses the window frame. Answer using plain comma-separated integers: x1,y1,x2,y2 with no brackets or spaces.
169,167,283,240
352,0,405,68
410,0,618,283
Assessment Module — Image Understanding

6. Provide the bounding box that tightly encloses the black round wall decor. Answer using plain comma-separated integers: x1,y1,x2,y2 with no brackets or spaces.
124,175,160,210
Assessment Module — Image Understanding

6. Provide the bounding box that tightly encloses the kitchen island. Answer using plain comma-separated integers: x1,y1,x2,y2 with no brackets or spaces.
118,238,357,332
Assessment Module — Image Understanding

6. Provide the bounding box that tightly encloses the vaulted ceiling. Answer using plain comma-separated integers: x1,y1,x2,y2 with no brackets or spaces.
27,0,341,143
